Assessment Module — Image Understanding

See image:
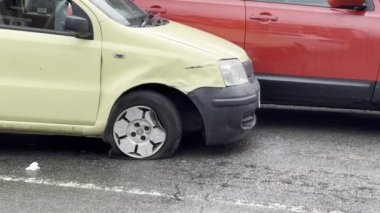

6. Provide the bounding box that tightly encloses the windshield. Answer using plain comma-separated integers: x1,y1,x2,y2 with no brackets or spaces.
90,0,146,26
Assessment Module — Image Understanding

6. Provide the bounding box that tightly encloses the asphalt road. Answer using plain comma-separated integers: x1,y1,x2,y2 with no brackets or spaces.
0,108,379,213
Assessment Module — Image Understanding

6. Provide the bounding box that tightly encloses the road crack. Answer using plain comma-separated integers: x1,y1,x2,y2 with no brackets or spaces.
174,184,184,201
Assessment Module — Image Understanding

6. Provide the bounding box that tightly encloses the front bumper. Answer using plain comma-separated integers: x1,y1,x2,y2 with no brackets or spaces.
188,77,260,145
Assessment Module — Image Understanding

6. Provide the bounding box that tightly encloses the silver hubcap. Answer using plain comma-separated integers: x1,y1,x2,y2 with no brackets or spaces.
113,106,166,158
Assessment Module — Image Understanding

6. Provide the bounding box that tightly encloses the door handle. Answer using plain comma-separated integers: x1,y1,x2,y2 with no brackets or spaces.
147,5,167,14
250,14,278,22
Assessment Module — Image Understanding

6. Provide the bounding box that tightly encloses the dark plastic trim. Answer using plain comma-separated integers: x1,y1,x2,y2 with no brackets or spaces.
188,78,260,145
257,74,376,109
212,93,258,107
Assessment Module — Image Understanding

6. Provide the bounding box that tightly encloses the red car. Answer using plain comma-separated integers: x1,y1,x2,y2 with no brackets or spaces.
134,0,380,110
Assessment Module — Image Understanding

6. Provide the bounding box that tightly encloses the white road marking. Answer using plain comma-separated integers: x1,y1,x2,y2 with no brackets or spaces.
0,175,327,212
0,175,170,198
186,197,308,213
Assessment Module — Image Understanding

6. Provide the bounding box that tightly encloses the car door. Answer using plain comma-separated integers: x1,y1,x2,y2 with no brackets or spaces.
245,0,377,107
368,0,380,106
0,0,101,125
134,0,246,47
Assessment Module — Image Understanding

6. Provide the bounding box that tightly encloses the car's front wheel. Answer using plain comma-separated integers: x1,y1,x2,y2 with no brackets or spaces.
105,90,182,159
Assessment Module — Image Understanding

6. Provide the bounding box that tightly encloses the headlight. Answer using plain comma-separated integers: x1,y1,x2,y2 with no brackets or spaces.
219,59,248,86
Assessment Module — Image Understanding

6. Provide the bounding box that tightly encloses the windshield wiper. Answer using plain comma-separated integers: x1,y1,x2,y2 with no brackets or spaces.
141,13,154,27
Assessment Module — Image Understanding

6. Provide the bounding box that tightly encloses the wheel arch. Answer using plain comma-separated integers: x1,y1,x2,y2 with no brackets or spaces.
104,83,205,143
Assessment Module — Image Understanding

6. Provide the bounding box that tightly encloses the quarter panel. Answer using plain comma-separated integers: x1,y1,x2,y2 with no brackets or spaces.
92,20,227,134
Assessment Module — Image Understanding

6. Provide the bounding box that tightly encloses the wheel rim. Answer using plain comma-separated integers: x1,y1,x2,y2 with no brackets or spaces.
113,106,166,159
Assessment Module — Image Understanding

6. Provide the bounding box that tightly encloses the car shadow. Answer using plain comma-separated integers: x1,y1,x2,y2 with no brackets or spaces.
257,107,380,133
175,107,380,158
0,134,109,155
0,108,379,159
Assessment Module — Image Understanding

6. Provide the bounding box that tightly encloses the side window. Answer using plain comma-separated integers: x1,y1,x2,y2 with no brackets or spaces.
253,0,374,9
0,0,93,34
253,0,329,7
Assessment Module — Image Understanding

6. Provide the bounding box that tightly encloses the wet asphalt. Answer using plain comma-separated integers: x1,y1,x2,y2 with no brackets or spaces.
0,108,379,213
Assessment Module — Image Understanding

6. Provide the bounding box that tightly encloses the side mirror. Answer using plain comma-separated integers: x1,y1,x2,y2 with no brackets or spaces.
65,16,90,38
328,0,366,10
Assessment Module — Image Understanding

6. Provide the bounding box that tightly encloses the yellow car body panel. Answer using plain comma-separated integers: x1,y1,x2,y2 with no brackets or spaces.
0,0,250,137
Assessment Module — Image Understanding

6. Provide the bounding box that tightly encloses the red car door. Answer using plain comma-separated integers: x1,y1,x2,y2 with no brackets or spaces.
133,0,246,47
369,0,380,105
245,0,378,107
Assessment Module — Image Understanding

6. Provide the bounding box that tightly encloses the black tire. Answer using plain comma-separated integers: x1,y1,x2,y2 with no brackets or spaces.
104,90,182,159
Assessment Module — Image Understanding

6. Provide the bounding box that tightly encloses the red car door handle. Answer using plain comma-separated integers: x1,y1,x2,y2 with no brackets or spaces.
250,15,278,22
147,5,167,14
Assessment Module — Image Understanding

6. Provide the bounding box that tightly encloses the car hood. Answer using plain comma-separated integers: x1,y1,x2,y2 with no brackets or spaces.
139,21,249,62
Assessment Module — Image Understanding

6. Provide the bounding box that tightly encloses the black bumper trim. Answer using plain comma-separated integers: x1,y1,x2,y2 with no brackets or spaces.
212,93,258,107
188,78,260,145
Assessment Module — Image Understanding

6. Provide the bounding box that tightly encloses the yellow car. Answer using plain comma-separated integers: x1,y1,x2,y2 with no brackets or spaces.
0,0,260,159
